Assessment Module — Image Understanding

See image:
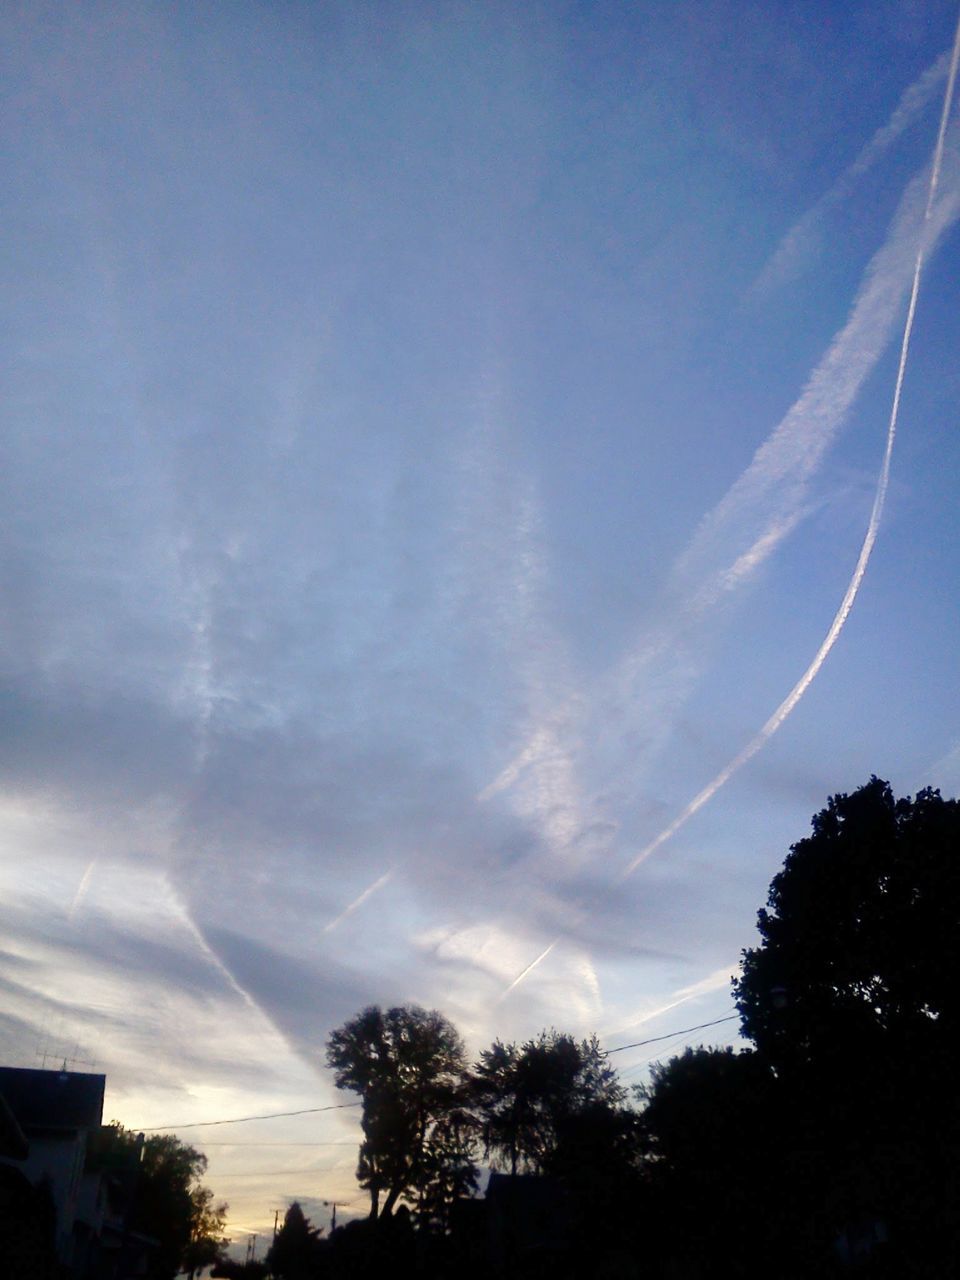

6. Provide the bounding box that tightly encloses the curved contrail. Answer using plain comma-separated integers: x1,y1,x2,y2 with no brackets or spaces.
622,2,960,879
500,5,960,997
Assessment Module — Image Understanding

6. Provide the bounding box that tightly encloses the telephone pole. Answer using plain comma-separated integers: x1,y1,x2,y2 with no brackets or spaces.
323,1200,346,1232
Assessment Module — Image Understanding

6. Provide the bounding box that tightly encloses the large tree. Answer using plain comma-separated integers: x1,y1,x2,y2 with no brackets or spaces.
735,778,960,1071
97,1126,228,1280
470,1030,626,1176
636,1048,785,1276
326,1004,474,1220
733,779,960,1273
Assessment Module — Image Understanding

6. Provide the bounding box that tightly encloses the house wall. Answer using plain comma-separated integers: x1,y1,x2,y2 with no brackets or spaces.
19,1132,88,1261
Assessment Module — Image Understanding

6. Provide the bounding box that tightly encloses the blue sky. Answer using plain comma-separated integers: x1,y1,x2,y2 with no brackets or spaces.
2,0,959,1241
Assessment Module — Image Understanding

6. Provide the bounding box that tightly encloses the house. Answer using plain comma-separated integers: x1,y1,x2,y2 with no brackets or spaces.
0,1066,108,1275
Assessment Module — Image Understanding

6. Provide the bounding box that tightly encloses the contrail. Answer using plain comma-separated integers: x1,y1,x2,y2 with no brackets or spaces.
753,47,952,297
459,381,589,876
323,869,394,934
67,860,98,920
482,76,960,860
622,5,960,879
495,938,558,1004
499,10,960,998
602,964,736,1041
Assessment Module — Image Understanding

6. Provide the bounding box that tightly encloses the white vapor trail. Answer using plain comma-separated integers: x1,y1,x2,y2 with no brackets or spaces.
753,47,952,297
458,369,594,877
323,869,395,934
675,143,960,603
496,938,559,1003
483,62,960,858
605,963,736,1040
67,860,98,921
621,8,960,879
498,11,960,998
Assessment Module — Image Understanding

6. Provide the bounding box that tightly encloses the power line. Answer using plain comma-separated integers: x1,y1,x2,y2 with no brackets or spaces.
209,1172,345,1177
130,1017,741,1132
133,1102,361,1131
606,1013,739,1055
195,1141,357,1147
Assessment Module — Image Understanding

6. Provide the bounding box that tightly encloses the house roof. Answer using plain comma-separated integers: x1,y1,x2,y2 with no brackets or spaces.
0,1068,105,1134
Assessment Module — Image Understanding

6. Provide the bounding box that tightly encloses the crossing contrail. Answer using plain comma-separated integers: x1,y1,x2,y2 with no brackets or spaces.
754,47,953,297
499,7,960,999
622,2,960,879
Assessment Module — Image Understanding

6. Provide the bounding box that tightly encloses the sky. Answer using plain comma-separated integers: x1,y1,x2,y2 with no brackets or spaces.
2,0,960,1246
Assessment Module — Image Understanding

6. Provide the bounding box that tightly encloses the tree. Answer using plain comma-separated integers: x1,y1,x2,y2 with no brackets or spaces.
414,1105,479,1232
183,1185,231,1279
636,1047,786,1276
265,1202,326,1280
735,778,960,1074
733,779,960,1273
99,1125,228,1280
470,1030,626,1176
326,1004,474,1221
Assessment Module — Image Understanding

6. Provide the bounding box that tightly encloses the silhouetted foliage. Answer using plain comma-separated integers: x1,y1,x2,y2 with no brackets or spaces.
736,778,960,1070
326,1004,475,1221
316,781,960,1276
265,1201,327,1280
414,1106,479,1232
637,1047,785,1276
100,1124,228,1280
470,1030,625,1176
732,778,960,1275
325,1208,416,1280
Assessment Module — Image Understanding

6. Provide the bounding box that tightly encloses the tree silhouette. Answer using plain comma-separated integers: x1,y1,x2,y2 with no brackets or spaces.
183,1185,230,1279
326,1004,474,1220
637,1047,784,1276
736,778,960,1069
733,778,960,1274
98,1125,227,1280
265,1202,326,1280
470,1030,625,1176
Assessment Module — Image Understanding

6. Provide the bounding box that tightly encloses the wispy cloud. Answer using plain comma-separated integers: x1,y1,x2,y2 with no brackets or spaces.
456,373,591,877
605,964,737,1041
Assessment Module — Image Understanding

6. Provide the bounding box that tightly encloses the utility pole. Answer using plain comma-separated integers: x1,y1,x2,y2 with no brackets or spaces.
323,1200,346,1232
273,1209,280,1241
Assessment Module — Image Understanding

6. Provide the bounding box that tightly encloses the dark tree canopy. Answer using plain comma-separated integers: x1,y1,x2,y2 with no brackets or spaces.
735,777,960,1072
99,1125,228,1280
326,1004,472,1220
470,1030,626,1176
315,782,960,1277
265,1202,326,1280
732,778,960,1274
636,1047,787,1276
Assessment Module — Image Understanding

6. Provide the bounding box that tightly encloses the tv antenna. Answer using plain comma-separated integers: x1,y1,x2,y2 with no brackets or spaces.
36,1041,96,1072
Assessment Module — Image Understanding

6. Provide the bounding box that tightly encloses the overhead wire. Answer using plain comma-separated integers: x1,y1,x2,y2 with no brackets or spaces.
133,1101,361,1131
606,1013,739,1055
128,1014,741,1136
